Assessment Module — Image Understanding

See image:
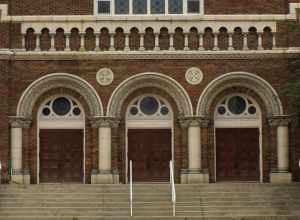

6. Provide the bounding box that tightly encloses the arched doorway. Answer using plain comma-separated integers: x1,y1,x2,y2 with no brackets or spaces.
38,96,85,183
126,95,173,182
214,94,262,182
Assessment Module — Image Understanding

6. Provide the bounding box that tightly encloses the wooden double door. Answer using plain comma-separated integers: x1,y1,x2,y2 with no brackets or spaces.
216,128,260,181
39,129,83,183
128,129,172,182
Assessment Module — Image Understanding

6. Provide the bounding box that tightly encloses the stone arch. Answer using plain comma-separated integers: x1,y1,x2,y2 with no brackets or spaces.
17,73,103,117
107,72,193,117
197,71,283,117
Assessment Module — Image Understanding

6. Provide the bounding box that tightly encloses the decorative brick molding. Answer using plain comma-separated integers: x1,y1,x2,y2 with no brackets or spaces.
197,71,284,117
107,72,193,117
16,73,103,118
178,116,211,128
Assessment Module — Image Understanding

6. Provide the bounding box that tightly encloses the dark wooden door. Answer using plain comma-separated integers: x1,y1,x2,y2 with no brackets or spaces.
128,129,171,182
40,129,83,183
216,128,260,181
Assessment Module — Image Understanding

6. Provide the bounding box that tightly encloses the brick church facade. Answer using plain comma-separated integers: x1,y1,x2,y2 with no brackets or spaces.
0,0,300,185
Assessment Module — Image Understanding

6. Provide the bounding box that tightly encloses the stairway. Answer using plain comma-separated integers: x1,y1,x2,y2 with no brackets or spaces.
0,183,300,220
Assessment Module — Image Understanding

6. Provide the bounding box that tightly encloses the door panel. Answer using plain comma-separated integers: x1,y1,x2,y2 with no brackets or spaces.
216,128,259,181
40,129,83,183
128,129,171,182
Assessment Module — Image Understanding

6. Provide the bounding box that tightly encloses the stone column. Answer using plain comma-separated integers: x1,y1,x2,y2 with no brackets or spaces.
124,33,130,51
65,33,71,51
154,33,160,51
9,116,32,184
79,33,85,51
90,117,120,184
95,33,101,51
198,33,204,50
139,33,145,51
169,33,175,51
258,33,263,50
228,33,234,50
243,33,248,50
179,116,209,184
109,34,115,51
213,33,219,51
50,34,55,51
35,34,41,51
184,33,189,51
268,115,292,183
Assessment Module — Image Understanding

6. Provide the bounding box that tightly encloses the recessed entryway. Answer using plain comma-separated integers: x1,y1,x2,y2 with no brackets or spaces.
126,95,173,182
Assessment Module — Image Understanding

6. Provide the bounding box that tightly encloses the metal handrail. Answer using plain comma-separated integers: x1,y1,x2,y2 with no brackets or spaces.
129,160,133,216
169,160,176,216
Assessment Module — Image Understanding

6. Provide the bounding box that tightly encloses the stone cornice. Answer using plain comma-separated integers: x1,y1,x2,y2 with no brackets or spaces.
1,49,300,61
9,116,32,128
178,116,211,128
89,116,120,128
268,115,294,127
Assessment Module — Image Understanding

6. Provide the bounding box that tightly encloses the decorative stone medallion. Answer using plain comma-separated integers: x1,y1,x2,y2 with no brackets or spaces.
96,68,114,86
185,67,203,85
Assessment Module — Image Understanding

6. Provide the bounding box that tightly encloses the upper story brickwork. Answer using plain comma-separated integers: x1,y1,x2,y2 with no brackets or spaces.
0,0,293,15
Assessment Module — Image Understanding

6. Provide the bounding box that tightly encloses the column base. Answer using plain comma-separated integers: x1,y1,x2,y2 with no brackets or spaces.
180,169,209,184
270,171,292,184
10,169,30,184
91,170,119,184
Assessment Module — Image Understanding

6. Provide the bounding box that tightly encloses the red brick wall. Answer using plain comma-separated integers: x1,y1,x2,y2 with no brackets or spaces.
2,58,296,183
0,60,9,183
0,0,289,15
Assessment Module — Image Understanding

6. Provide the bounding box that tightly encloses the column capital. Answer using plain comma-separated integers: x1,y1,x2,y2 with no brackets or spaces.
268,115,293,127
89,116,120,128
9,116,32,128
178,116,211,128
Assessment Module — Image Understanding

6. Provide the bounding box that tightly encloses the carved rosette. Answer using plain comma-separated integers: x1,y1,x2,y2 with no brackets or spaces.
9,116,32,128
178,116,211,128
268,115,293,127
90,116,120,128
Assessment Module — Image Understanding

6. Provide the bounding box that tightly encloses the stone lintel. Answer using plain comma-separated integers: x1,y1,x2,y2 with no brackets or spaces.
178,116,211,128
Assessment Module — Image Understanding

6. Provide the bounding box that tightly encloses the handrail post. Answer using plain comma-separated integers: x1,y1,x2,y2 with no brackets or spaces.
130,160,133,216
170,160,176,216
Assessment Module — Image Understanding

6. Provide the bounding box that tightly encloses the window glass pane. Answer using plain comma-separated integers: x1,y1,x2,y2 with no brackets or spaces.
115,0,129,14
151,0,165,14
133,0,147,14
169,0,182,14
98,0,111,14
187,0,200,13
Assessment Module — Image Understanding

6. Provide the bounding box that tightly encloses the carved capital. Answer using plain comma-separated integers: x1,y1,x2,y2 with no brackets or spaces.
9,116,32,128
178,116,211,128
89,116,120,128
268,115,293,127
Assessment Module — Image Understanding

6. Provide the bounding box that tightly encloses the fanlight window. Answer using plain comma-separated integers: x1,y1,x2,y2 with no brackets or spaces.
127,96,172,119
215,95,259,118
40,97,83,119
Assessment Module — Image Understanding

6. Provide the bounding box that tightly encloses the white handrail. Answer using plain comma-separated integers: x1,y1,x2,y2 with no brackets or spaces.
129,160,133,217
169,160,176,216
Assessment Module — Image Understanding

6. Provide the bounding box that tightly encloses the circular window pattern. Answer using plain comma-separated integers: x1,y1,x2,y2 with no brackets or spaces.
217,106,226,115
228,96,246,115
215,95,259,118
140,97,159,115
52,97,71,116
130,106,139,115
42,107,51,116
73,107,82,116
127,96,172,119
248,106,257,115
40,97,83,118
161,106,169,115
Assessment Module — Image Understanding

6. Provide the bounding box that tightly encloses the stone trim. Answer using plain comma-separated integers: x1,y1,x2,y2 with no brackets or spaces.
178,116,211,128
1,49,300,61
107,72,193,117
9,116,32,128
89,116,120,128
197,71,284,117
16,73,103,118
268,115,293,127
